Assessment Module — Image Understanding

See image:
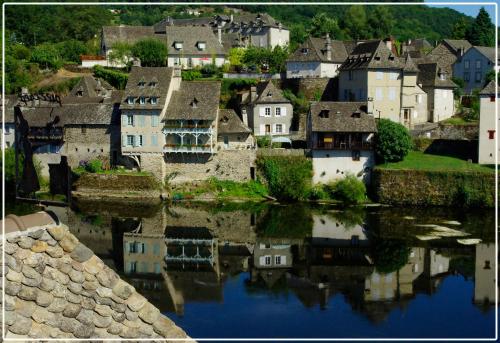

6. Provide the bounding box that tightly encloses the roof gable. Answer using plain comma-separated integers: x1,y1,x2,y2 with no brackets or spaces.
122,67,174,110
165,26,225,56
254,81,289,104
310,101,376,133
165,81,221,120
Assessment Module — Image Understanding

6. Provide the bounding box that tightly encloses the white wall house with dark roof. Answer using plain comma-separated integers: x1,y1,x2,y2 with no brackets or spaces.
286,35,348,79
307,102,377,184
453,46,497,94
478,80,498,164
417,63,455,123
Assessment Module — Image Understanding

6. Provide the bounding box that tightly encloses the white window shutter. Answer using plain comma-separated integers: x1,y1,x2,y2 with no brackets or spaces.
122,135,127,147
259,107,265,117
132,115,135,127
122,115,127,126
134,135,139,147
124,242,129,253
281,255,287,265
259,256,266,265
142,135,146,146
281,107,287,116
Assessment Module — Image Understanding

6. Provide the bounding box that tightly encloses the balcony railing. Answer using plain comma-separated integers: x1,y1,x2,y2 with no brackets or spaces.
163,144,213,154
162,126,213,134
312,141,373,150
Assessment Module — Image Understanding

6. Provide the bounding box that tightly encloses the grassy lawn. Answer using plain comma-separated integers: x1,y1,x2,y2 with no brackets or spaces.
377,151,495,173
72,167,151,177
442,116,478,126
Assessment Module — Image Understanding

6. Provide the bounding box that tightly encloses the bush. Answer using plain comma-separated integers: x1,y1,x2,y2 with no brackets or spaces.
326,174,366,205
181,69,202,81
131,38,167,67
256,136,271,148
307,184,328,200
79,159,103,173
93,65,128,89
412,137,433,152
257,155,312,201
375,119,412,163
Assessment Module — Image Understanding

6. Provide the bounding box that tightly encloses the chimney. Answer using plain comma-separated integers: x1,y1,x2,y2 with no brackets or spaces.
230,14,234,23
217,24,222,44
133,58,141,67
384,37,392,52
241,108,248,126
21,87,29,95
325,33,332,61
250,86,257,102
407,39,412,46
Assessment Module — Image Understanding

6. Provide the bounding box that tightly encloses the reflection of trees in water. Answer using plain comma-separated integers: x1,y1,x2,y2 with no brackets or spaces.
256,203,313,239
371,238,410,274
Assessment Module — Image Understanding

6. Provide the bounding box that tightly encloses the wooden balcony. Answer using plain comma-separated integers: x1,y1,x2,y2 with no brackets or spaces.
163,144,213,154
312,141,373,150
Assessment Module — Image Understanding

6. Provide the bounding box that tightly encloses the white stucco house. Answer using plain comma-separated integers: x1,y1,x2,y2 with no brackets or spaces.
478,80,498,164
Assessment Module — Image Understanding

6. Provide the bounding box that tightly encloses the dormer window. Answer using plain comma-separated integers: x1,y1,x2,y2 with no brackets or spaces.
352,111,361,118
151,97,157,105
388,55,395,61
174,41,183,50
127,96,134,105
374,55,381,61
301,48,309,54
319,110,330,118
76,90,83,97
197,41,206,50
138,81,145,88
139,96,145,105
150,82,157,88
191,97,199,108
222,116,229,123
266,91,272,97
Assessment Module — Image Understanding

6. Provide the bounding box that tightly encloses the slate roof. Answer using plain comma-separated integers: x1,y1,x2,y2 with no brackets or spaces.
339,40,405,71
403,54,419,73
102,26,166,48
480,80,498,95
165,26,225,56
121,67,174,110
0,218,189,339
473,46,497,63
154,17,213,33
287,37,348,64
309,102,376,133
68,76,114,99
417,63,457,89
165,81,221,120
1,95,18,123
217,109,251,134
251,81,290,105
442,39,472,54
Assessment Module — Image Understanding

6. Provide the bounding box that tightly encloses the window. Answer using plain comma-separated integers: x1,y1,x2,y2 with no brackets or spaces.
223,135,229,148
81,126,87,134
344,89,349,100
388,87,396,101
265,124,271,133
138,115,145,127
490,95,496,102
349,70,354,80
376,71,383,80
130,262,137,273
76,90,83,97
264,256,271,265
275,256,282,265
127,115,134,126
416,94,422,103
265,107,271,117
275,124,283,133
151,134,158,146
488,130,495,139
476,59,481,69
150,82,157,88
138,81,145,88
464,59,470,69
301,48,309,54
127,97,134,105
174,41,183,50
151,115,159,127
138,135,143,146
389,71,398,80
154,263,161,274
174,57,180,65
352,150,360,161
197,41,206,50
127,135,134,146
139,97,145,104
319,110,329,118
475,72,482,82
151,97,157,105
153,243,160,255
275,107,281,117
464,72,470,81
129,242,137,253
375,88,383,100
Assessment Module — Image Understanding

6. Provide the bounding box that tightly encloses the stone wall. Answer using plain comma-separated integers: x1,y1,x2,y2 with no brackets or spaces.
73,173,160,199
371,168,495,207
415,123,479,140
164,149,257,184
282,78,337,101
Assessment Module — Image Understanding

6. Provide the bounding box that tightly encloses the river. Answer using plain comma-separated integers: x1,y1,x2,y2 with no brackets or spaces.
5,200,497,339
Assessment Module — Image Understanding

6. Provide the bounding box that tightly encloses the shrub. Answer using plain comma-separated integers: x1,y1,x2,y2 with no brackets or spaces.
257,155,312,201
131,38,167,67
307,184,328,200
182,69,202,81
412,137,433,152
256,136,271,148
79,159,103,173
375,119,412,163
326,174,366,205
93,65,128,89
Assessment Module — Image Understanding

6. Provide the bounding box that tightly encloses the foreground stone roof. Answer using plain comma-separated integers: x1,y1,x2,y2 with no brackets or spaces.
1,220,191,340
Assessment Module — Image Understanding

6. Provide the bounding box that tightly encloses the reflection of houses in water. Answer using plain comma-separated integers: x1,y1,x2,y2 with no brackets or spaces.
474,243,496,308
250,238,293,288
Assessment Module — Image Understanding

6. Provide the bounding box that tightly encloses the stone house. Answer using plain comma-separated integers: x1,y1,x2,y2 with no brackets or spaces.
424,39,472,75
165,26,226,69
417,63,456,122
242,81,293,136
1,95,17,149
478,80,498,164
401,38,433,58
216,109,255,151
453,46,498,93
120,66,181,175
286,34,348,79
338,40,428,127
307,101,377,184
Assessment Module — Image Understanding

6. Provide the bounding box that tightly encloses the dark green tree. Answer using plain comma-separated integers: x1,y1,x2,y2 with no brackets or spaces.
375,119,413,163
368,6,394,39
452,17,469,39
309,13,343,39
342,5,369,40
466,7,495,47
30,43,62,70
57,40,88,63
131,39,168,67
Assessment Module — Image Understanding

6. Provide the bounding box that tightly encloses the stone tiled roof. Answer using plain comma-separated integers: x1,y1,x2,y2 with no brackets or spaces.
121,67,174,110
68,75,114,99
339,40,404,71
1,221,190,339
102,26,165,48
287,37,348,64
217,109,251,134
309,101,376,133
165,81,221,120
480,80,497,95
417,63,457,89
252,81,290,104
165,26,226,56
474,46,497,63
442,39,472,54
1,95,18,123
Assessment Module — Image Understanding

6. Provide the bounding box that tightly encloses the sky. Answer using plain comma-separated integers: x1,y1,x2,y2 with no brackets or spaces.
424,0,497,23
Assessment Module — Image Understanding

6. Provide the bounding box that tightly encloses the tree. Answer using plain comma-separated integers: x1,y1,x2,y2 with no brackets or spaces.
57,39,88,63
375,119,412,163
30,43,62,70
368,6,394,39
342,6,369,40
228,47,245,67
109,42,133,67
452,17,469,40
372,239,410,274
327,174,367,205
131,39,168,67
309,13,342,39
466,7,495,47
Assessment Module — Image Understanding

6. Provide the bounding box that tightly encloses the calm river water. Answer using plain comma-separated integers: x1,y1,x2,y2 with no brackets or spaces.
6,200,497,339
